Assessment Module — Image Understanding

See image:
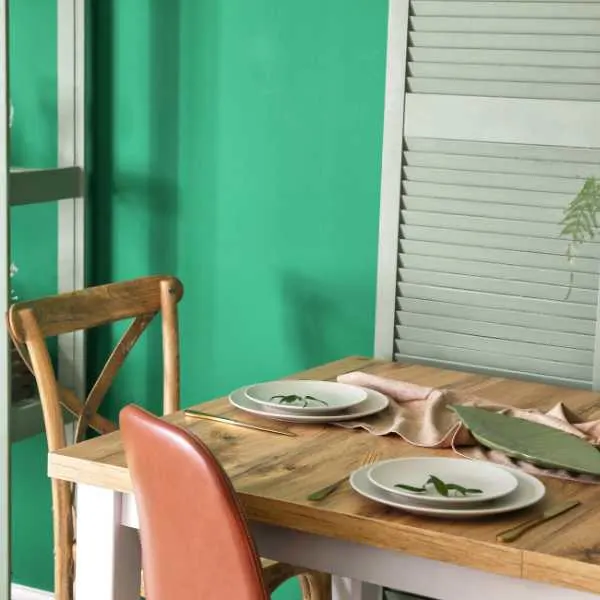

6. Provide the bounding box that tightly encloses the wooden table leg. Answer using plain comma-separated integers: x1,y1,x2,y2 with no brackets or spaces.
332,577,383,600
75,484,141,600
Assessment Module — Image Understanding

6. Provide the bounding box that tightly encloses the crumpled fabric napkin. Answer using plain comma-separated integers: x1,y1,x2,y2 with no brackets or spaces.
336,371,600,482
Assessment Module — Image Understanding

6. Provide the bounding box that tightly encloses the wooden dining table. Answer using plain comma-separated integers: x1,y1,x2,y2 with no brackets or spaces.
48,356,600,600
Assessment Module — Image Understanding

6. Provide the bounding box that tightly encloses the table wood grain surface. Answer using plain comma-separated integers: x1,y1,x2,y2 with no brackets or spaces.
48,356,600,595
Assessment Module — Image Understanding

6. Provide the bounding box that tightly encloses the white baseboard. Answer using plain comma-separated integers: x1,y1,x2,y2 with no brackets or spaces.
11,583,53,600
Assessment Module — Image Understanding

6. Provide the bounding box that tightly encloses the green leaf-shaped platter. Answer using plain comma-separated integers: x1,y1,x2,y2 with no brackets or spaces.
452,405,600,477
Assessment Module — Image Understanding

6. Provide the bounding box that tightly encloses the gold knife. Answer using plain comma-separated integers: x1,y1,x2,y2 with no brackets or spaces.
183,409,297,437
496,499,580,543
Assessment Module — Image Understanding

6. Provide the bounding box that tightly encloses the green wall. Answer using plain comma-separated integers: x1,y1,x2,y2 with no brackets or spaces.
10,0,58,591
11,0,388,595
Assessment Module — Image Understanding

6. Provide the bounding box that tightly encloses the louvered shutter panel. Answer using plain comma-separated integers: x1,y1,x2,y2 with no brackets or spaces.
376,0,600,388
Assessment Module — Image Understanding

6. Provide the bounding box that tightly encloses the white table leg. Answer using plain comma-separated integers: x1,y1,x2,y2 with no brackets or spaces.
332,577,383,600
75,484,141,600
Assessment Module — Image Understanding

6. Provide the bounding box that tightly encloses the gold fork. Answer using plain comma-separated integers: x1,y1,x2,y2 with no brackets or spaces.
307,449,380,501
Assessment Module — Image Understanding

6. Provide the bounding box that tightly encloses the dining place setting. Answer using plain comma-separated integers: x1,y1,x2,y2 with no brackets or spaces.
185,377,389,430
184,371,600,542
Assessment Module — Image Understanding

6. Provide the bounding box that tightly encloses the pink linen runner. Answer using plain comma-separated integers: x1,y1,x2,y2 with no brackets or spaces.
337,371,600,482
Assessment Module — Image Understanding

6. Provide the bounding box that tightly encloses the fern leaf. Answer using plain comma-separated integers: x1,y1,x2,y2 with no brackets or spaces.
560,177,600,300
560,178,600,247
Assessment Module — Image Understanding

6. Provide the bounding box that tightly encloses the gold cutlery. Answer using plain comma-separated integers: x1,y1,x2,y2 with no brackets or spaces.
496,499,581,543
308,449,380,501
183,409,297,437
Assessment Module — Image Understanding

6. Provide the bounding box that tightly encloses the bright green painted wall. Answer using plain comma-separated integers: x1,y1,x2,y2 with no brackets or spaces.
12,1,388,595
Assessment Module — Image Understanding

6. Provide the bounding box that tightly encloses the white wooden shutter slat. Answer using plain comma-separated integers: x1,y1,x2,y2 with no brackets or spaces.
403,166,585,194
408,63,600,86
398,282,597,320
404,211,573,239
397,300,594,336
409,47,600,68
404,151,597,178
404,181,574,207
398,313,593,351
399,269,596,305
411,16,600,35
400,240,599,274
397,326,591,364
463,0,600,3
403,196,563,223
412,2,600,18
401,224,600,259
400,254,597,290
407,78,600,101
410,32,600,52
394,344,592,385
405,138,600,164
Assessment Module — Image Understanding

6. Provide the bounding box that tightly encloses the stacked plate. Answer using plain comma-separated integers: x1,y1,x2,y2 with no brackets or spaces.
229,379,389,423
350,457,546,518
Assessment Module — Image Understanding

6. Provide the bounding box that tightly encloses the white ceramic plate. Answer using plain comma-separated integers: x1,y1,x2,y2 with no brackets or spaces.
245,380,368,414
367,457,518,506
229,386,389,423
351,464,545,518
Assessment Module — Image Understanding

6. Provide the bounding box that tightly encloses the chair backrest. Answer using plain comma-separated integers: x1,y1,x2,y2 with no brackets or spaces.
6,274,184,600
120,405,268,600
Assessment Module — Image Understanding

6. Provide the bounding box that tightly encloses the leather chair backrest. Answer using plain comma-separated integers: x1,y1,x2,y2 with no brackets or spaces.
120,405,268,600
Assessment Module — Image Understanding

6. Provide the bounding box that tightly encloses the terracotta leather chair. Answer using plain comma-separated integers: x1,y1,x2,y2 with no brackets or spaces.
121,404,306,600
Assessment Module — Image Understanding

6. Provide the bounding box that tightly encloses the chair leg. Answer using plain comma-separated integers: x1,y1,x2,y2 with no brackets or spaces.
261,559,331,600
298,572,332,600
261,559,301,592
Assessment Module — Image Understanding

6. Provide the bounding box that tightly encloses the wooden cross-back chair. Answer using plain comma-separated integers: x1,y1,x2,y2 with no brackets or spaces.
6,274,330,600
7,275,183,600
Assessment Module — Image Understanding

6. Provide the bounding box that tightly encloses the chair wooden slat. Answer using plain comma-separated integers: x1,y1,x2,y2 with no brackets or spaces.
160,279,180,415
8,334,117,435
8,274,183,340
74,313,154,443
18,309,74,600
60,386,118,436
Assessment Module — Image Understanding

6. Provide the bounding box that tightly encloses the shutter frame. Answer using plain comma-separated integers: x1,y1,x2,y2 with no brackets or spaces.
374,0,411,358
375,0,600,389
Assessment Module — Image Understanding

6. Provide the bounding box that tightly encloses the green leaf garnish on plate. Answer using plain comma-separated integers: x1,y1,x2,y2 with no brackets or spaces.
446,483,483,496
394,475,482,497
270,394,328,407
393,483,427,493
427,474,450,496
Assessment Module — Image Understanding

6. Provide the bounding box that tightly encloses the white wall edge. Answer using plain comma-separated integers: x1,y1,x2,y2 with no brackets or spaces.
11,583,53,600
57,0,86,404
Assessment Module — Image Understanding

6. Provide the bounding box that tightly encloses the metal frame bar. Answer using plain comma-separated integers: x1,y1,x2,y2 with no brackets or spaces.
0,0,10,596
10,166,82,206
373,0,410,359
57,0,86,408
